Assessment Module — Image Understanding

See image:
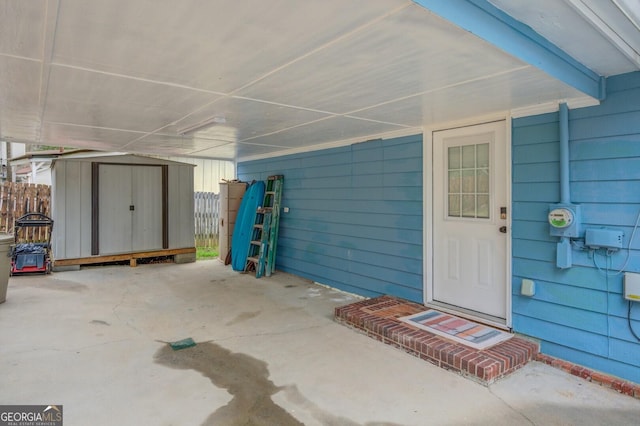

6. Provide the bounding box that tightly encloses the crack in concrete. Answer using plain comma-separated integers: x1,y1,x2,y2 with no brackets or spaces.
111,285,143,335
487,385,536,425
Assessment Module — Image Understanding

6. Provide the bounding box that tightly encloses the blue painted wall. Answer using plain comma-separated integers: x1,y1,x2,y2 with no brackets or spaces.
237,134,423,302
512,71,640,384
238,71,640,384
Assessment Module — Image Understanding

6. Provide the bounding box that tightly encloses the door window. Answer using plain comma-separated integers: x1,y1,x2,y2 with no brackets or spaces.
447,142,490,219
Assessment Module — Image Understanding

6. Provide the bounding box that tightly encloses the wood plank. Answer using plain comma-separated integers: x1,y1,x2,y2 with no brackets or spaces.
54,247,196,267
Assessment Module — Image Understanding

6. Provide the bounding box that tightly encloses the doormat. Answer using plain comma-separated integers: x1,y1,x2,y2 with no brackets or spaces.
399,310,512,350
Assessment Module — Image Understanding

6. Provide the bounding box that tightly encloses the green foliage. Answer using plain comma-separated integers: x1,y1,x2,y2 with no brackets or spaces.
196,247,219,260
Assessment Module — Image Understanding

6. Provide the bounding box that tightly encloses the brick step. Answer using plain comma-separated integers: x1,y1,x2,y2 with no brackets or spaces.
334,295,538,385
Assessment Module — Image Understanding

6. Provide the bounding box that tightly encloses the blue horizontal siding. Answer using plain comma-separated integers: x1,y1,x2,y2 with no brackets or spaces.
512,142,558,164
570,111,640,141
283,198,422,215
512,201,551,221
512,277,607,312
512,121,559,146
512,111,558,128
238,133,423,303
577,203,640,225
513,297,608,334
512,183,559,202
511,219,554,242
513,314,609,356
570,86,640,119
513,258,610,291
572,181,640,203
571,135,640,160
512,71,640,384
513,162,559,183
605,71,640,92
280,237,422,271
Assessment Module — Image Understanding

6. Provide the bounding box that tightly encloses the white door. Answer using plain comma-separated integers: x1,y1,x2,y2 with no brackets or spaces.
131,166,163,251
432,121,508,321
99,165,133,254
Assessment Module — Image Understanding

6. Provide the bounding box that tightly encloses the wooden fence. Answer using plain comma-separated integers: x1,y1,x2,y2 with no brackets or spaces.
194,192,220,248
0,182,52,241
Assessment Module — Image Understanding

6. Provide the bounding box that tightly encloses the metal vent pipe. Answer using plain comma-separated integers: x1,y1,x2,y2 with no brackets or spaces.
559,102,570,204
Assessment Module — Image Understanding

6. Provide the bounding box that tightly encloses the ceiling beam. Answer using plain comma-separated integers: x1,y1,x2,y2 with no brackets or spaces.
413,0,606,100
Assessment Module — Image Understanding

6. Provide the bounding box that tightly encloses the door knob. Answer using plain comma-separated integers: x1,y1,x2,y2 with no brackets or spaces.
499,226,507,234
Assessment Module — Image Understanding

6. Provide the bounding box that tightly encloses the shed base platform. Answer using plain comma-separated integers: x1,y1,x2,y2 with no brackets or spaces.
53,247,196,269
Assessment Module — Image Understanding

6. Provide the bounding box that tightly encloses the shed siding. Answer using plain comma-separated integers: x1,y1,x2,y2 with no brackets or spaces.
168,164,195,248
51,160,93,259
512,71,640,384
164,156,235,192
238,134,423,302
79,162,93,255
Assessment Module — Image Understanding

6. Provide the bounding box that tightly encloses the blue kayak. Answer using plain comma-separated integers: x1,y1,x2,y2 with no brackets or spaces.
231,180,265,271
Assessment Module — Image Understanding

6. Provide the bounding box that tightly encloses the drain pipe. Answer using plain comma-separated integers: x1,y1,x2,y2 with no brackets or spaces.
559,103,570,205
554,102,578,269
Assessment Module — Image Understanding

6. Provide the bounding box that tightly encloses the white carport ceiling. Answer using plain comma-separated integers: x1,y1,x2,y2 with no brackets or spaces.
0,0,638,161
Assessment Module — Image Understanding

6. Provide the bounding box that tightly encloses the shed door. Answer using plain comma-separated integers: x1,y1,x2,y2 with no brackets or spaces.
98,164,163,254
431,121,508,322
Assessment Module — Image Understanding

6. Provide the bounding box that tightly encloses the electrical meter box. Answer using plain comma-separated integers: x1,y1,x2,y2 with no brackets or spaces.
548,204,581,238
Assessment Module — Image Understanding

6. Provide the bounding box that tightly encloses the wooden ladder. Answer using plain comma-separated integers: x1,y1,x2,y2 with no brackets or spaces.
245,175,284,277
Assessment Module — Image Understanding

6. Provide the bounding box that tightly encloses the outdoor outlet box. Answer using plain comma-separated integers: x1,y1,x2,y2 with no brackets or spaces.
624,272,640,302
585,227,624,250
521,279,535,297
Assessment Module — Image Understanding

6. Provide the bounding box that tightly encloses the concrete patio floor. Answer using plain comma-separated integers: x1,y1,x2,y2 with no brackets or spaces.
1,260,638,425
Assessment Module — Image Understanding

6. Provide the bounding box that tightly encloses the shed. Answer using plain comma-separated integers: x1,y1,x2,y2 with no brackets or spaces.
50,152,196,268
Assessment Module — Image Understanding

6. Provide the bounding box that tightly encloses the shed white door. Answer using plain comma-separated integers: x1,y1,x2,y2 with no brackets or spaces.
432,121,508,321
99,164,163,254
